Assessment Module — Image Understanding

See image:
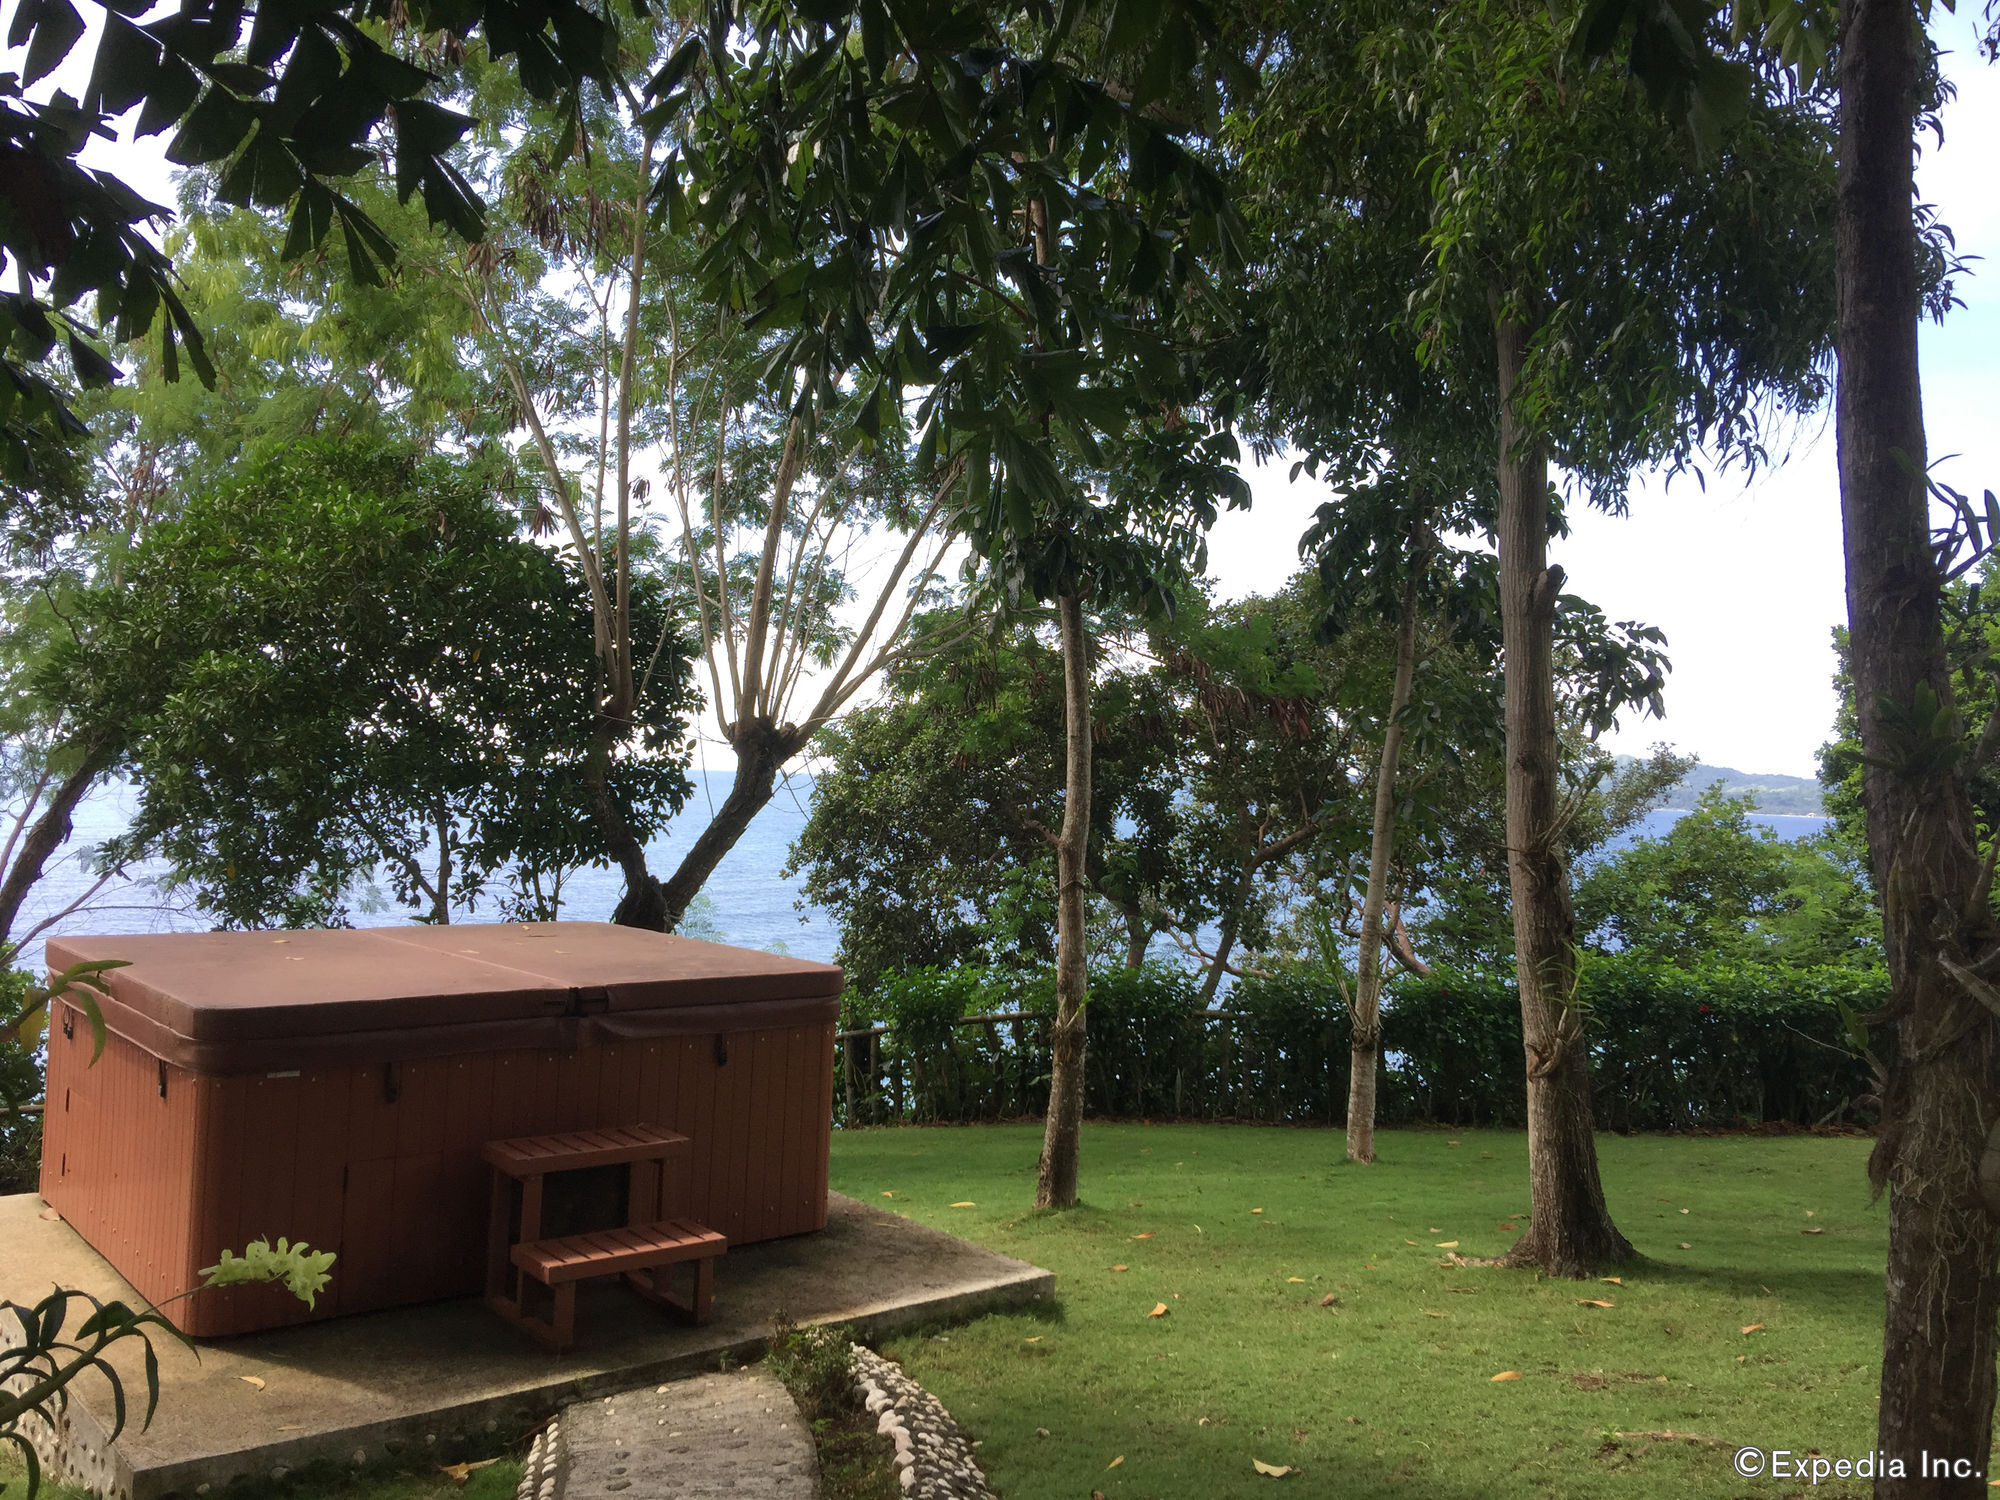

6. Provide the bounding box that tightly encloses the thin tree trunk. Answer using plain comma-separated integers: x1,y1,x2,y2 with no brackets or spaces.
656,728,799,931
1490,298,1631,1277
1347,546,1425,1163
1036,591,1092,1210
1121,905,1151,968
583,725,669,930
1836,4,2000,1492
1198,911,1240,1006
431,794,452,925
0,738,115,949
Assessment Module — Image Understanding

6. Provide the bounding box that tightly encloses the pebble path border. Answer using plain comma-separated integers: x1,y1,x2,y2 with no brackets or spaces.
851,1344,997,1500
510,1345,994,1499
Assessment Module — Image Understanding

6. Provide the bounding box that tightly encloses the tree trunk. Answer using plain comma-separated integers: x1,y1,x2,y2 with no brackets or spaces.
0,737,116,949
1347,551,1425,1164
655,726,798,931
1837,5,2000,1492
1036,590,1092,1210
1119,905,1151,968
1490,300,1632,1278
431,795,453,925
582,716,669,930
1198,906,1241,1006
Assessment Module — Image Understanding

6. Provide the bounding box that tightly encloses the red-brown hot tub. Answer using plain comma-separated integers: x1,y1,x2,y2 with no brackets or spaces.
37,923,841,1337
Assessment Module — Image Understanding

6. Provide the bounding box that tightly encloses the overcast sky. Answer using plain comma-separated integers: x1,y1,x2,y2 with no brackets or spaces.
29,11,2000,781
1211,18,2000,780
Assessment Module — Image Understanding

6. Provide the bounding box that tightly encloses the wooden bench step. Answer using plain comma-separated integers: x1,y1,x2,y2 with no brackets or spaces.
512,1218,726,1285
483,1123,690,1174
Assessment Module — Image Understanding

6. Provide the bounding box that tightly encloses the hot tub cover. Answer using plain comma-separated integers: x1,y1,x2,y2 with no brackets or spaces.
45,923,843,1073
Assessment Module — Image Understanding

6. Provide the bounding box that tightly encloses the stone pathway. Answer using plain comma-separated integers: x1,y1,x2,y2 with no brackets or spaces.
515,1369,816,1500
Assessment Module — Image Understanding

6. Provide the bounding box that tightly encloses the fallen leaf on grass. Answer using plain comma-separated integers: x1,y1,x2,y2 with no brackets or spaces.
1434,1241,1459,1249
1490,1371,1522,1382
1741,1323,1765,1335
1319,1294,1340,1307
1287,1277,1305,1283
239,1376,266,1391
1421,1310,1445,1318
1107,1455,1125,1469
1132,1232,1153,1240
1805,1210,1815,1218
1679,1242,1692,1250
1025,1336,1043,1343
880,1191,895,1197
1406,1239,1418,1245
1801,1228,1824,1236
950,1201,976,1207
1601,1277,1622,1285
1253,1459,1295,1476
1149,1303,1169,1318
1111,1264,1129,1272
1429,1228,1442,1234
438,1459,500,1484
1447,1140,1460,1146
1578,1299,1614,1309
1679,1208,1690,1215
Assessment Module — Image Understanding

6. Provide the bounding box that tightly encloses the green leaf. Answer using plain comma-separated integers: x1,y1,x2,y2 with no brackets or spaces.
16,0,86,88
165,87,258,166
86,12,163,117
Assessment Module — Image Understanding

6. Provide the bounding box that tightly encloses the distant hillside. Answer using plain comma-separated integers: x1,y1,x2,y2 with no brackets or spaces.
1617,758,1826,816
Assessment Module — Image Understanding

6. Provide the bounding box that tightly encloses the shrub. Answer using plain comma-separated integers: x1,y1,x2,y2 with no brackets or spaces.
841,958,1887,1131
765,1316,857,1422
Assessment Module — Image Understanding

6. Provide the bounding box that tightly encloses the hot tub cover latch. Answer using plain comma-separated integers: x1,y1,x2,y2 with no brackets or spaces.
567,986,611,1016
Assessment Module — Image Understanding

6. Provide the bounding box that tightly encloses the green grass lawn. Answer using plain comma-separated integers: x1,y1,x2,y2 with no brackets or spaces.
833,1123,1907,1500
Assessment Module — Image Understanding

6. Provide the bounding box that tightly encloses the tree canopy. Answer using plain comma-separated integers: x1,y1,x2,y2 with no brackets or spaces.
49,438,697,927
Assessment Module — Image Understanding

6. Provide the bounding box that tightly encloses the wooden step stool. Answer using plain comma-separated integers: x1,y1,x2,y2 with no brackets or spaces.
482,1123,727,1350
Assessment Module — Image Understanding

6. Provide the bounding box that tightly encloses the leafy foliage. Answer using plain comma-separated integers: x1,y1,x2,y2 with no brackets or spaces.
669,0,1257,611
1236,0,1841,544
2,0,625,477
790,610,1183,992
199,1237,336,1308
764,1315,857,1424
1575,786,1880,967
1,1236,337,1499
837,955,1885,1132
1400,745,1694,973
47,439,697,926
791,586,1395,993
0,968,39,1195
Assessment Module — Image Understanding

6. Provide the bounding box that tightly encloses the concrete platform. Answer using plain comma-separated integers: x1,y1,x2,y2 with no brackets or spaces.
0,1192,1053,1500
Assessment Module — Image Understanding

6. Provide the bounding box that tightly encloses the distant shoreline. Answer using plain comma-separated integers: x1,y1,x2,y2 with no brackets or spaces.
1651,805,1827,821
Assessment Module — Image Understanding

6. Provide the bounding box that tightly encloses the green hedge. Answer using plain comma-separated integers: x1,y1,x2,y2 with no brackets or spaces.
836,956,1888,1131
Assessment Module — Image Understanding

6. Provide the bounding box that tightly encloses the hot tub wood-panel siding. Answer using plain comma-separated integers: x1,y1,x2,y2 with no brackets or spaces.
39,925,840,1339
41,1024,202,1312
46,1022,837,1337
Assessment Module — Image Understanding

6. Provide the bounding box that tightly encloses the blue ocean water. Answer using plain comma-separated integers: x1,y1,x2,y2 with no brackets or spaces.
8,778,1827,976
10,769,838,973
